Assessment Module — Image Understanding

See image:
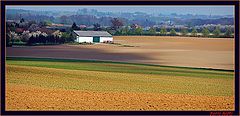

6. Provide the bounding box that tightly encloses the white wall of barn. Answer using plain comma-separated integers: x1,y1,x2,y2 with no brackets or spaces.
100,37,113,42
76,36,93,43
75,36,113,43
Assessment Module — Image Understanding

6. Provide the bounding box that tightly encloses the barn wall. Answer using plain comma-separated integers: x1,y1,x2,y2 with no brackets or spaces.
100,37,113,42
76,36,93,43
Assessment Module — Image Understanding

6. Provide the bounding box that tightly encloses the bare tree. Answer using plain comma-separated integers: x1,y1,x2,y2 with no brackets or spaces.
111,18,123,30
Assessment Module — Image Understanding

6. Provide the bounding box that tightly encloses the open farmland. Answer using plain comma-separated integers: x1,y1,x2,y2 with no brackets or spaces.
7,36,234,70
6,57,234,110
6,36,234,110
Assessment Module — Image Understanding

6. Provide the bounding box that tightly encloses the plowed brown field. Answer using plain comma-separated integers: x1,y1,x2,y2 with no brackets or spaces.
6,64,234,111
7,36,234,70
6,84,234,111
6,36,234,111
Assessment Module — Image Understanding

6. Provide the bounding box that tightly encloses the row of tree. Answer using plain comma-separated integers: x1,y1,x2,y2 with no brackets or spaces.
71,18,233,38
6,17,77,46
6,31,75,46
6,16,234,47
113,26,233,38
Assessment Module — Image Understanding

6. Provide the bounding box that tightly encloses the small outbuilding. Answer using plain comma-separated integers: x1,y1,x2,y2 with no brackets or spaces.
73,30,113,43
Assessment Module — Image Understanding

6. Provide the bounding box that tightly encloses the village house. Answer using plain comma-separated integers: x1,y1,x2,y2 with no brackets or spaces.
79,25,87,29
73,30,113,43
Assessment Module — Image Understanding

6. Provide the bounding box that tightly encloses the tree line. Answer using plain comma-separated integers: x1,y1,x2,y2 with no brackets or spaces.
112,26,233,38
6,17,234,47
73,18,233,38
6,18,75,47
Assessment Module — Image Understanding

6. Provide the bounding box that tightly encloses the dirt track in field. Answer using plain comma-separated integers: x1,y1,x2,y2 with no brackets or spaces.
6,84,234,111
7,36,234,70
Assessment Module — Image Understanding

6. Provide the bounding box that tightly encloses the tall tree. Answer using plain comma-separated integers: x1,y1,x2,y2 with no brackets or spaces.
170,28,177,36
160,27,167,35
148,27,156,35
21,31,31,42
213,26,221,37
201,28,210,37
224,27,232,37
135,27,143,35
71,22,79,30
111,18,123,30
191,28,198,37
181,28,188,36
121,27,129,35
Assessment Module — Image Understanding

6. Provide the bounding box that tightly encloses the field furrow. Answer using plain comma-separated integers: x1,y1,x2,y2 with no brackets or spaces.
6,58,234,110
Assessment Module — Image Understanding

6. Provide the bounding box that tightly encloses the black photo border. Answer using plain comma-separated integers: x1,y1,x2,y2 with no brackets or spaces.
1,0,239,115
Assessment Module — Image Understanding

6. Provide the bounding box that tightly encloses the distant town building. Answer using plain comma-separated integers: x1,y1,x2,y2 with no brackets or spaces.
79,25,87,29
37,28,55,35
51,23,64,27
15,28,25,33
73,30,113,43
131,24,141,29
143,26,151,31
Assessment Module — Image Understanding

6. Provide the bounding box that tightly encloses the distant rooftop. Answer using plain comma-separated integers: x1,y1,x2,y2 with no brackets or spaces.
73,30,112,37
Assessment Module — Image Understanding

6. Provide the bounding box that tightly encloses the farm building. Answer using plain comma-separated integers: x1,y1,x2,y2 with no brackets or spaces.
73,30,113,43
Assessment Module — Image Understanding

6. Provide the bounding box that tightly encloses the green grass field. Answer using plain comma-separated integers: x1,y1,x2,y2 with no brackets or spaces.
6,57,234,96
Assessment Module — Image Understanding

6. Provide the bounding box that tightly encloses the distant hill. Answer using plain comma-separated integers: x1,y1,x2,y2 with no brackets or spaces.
184,18,234,26
6,9,234,27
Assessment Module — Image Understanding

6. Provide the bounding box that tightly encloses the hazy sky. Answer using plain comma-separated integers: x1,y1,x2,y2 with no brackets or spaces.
6,5,234,16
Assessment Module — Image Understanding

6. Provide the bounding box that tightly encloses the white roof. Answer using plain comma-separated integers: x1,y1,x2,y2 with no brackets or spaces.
74,30,112,37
